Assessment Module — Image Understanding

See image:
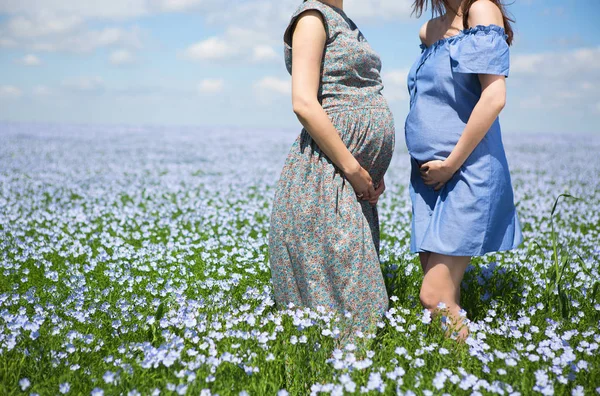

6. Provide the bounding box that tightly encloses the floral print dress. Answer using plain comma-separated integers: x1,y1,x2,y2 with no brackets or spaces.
268,0,395,348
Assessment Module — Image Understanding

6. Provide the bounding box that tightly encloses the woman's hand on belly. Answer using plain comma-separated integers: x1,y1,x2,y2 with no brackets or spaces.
367,177,386,205
345,163,377,201
420,160,458,191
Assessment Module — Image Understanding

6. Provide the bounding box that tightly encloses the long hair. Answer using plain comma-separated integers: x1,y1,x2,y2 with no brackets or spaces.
412,0,514,45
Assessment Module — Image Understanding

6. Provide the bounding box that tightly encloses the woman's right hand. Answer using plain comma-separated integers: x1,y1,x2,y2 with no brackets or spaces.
344,163,376,201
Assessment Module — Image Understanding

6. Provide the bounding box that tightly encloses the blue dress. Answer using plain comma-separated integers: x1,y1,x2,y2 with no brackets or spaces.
404,24,523,256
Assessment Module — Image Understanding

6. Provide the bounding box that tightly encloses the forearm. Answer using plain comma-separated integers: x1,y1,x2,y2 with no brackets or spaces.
445,93,505,172
294,100,359,174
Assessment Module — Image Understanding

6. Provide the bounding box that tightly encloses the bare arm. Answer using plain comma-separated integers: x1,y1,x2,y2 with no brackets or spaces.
421,0,507,190
444,75,505,172
290,10,376,200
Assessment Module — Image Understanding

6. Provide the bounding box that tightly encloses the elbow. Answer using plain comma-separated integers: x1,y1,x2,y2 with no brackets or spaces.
483,91,506,113
292,95,317,119
495,95,506,111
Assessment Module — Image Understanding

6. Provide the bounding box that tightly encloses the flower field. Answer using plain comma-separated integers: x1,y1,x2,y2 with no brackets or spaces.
0,123,599,395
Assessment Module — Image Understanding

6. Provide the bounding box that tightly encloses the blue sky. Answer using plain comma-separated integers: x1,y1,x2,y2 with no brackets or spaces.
0,0,599,133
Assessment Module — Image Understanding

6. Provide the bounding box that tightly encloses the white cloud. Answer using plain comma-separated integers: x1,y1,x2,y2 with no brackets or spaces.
510,53,544,74
183,27,274,63
18,54,42,66
0,37,17,47
0,85,23,97
198,79,224,94
203,1,295,30
62,76,104,92
0,0,413,60
0,0,227,22
511,47,600,78
109,49,135,65
33,26,143,53
4,14,83,38
382,68,409,102
0,0,228,21
518,95,543,110
252,45,278,63
0,1,149,20
0,13,144,53
204,0,413,31
183,36,237,61
510,46,600,114
152,0,208,12
254,76,290,96
346,0,413,21
189,1,413,65
32,85,52,96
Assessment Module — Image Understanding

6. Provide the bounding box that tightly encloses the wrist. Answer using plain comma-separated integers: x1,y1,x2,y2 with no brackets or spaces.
340,158,361,176
443,158,461,173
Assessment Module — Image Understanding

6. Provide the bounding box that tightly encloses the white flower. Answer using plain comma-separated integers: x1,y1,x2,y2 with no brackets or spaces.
366,372,385,392
432,371,447,390
59,383,71,394
421,309,432,324
571,386,584,396
19,378,31,391
103,371,116,384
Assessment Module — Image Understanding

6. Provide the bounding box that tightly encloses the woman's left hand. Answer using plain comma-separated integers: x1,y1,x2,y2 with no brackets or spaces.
420,160,456,191
367,177,386,205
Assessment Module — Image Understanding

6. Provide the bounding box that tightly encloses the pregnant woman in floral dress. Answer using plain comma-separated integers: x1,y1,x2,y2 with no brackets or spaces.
269,0,395,350
405,0,523,339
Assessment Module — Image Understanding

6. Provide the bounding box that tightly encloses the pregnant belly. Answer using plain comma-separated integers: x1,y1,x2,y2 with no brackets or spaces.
329,105,395,183
404,116,463,163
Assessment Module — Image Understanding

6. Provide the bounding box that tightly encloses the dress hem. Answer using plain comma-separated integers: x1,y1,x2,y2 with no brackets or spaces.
410,239,524,257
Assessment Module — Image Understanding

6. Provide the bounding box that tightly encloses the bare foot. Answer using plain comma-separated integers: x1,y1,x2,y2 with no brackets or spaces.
448,310,470,343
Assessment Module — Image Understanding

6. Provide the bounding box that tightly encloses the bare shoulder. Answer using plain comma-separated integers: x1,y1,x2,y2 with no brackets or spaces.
467,0,504,28
419,16,442,45
418,20,429,44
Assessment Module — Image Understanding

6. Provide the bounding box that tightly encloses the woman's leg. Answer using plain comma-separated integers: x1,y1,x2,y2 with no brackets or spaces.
420,252,461,303
419,253,470,340
418,252,430,274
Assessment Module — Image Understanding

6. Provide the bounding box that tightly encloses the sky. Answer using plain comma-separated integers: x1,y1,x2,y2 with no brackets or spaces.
0,0,599,134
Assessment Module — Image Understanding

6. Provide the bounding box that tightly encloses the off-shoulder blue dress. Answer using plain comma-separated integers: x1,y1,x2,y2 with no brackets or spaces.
404,24,523,256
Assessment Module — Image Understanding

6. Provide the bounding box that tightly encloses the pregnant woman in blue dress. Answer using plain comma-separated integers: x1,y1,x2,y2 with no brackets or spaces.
405,0,523,339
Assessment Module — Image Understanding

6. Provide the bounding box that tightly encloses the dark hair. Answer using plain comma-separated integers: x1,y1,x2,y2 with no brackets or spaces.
412,0,514,45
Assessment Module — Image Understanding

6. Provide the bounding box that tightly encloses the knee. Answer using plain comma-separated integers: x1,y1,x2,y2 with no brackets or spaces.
419,284,440,311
